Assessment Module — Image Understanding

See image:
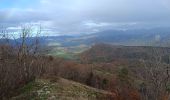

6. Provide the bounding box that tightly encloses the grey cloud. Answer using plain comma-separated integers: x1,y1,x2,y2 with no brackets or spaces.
1,0,170,34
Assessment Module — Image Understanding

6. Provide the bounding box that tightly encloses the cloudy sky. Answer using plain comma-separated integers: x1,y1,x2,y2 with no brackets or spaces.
1,0,170,35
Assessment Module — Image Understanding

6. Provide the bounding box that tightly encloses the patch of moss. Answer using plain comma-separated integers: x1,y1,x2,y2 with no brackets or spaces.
19,82,38,93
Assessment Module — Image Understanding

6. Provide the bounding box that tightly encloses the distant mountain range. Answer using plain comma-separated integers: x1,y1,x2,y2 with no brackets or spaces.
40,27,170,47
1,27,170,47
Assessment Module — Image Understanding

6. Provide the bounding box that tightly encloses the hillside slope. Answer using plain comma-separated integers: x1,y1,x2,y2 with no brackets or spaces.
80,44,170,63
11,77,114,100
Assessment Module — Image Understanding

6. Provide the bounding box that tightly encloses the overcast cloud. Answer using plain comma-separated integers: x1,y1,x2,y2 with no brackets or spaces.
1,0,170,35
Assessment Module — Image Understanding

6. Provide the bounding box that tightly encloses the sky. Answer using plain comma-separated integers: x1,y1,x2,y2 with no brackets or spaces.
1,0,170,35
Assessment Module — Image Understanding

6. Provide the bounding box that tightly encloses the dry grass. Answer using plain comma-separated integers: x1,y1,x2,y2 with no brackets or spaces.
11,77,114,100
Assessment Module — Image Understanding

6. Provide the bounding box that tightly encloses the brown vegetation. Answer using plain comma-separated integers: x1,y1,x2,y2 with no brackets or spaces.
1,29,170,100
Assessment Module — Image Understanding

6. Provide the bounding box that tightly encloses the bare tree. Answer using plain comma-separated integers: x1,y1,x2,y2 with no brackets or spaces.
0,25,44,99
139,47,170,100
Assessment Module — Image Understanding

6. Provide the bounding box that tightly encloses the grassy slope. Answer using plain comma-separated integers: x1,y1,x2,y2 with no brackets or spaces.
11,78,113,100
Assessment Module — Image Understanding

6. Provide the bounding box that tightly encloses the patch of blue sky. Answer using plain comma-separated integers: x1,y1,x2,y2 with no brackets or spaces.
0,0,39,9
